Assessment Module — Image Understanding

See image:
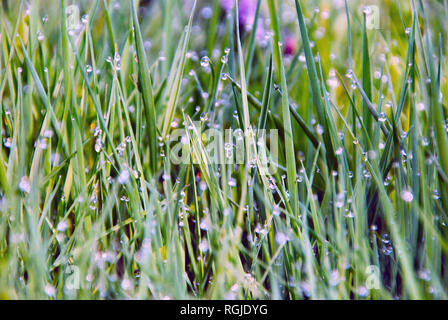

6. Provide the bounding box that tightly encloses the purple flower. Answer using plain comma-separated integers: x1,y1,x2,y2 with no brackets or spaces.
220,0,234,12
220,0,297,55
221,0,265,44
236,0,257,28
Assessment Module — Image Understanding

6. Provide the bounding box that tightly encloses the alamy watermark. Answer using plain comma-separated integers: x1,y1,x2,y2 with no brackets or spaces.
363,5,380,30
167,123,279,175
65,265,80,291
365,265,380,290
66,5,80,30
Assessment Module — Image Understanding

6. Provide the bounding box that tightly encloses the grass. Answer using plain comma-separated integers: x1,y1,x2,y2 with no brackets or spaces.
0,0,447,299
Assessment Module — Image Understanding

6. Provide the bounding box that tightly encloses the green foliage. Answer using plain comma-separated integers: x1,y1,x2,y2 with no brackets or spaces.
0,0,447,299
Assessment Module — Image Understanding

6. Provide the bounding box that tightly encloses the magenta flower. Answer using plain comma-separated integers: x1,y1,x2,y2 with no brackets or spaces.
284,34,297,56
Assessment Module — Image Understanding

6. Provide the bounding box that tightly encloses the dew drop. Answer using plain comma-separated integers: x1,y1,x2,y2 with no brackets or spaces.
401,189,414,202
200,56,210,68
37,31,44,41
19,176,31,193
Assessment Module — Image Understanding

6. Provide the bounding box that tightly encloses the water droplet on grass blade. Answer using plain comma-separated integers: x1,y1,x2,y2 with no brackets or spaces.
221,55,228,64
37,31,44,41
363,169,371,179
3,138,12,148
57,220,68,232
199,239,209,252
433,190,440,200
200,56,210,68
401,189,413,202
44,285,56,297
19,176,31,193
275,232,289,245
345,211,354,218
118,170,130,184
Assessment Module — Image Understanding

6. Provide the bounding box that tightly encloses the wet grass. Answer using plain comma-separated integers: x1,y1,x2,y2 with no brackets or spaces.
0,0,447,299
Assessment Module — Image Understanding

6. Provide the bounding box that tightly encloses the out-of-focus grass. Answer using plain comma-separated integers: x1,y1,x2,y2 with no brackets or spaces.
0,0,447,299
